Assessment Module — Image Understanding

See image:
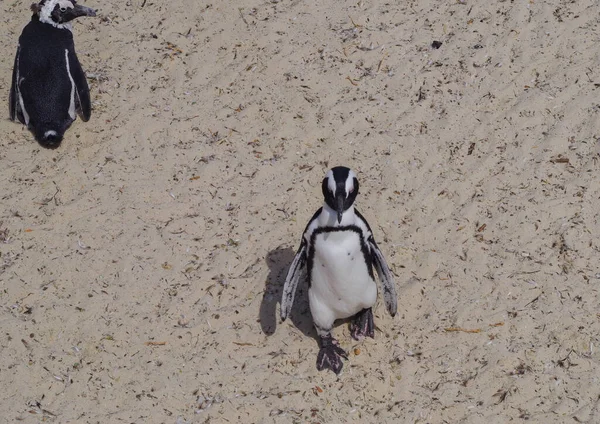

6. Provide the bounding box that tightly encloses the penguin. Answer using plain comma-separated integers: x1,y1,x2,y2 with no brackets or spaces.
281,166,398,374
9,0,96,148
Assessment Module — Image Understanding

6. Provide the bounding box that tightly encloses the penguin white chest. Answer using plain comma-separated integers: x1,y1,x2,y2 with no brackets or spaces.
310,230,377,320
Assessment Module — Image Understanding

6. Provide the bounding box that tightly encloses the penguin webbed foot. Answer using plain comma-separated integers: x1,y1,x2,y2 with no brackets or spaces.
316,335,348,374
350,308,375,340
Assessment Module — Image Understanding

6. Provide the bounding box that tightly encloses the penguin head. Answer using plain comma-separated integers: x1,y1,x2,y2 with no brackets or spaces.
30,127,65,148
31,0,96,28
38,130,64,148
322,166,359,224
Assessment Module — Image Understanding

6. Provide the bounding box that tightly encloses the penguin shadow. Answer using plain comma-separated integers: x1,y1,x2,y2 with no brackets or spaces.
259,246,317,341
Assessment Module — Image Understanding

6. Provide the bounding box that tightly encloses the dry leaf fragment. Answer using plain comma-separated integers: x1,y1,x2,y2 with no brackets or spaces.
493,388,511,403
468,142,475,155
145,341,167,346
377,55,386,73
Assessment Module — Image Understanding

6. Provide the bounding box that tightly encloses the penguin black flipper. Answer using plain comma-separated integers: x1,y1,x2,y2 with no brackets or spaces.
369,236,398,316
67,48,91,122
9,46,24,124
281,207,322,320
281,239,307,321
355,209,398,317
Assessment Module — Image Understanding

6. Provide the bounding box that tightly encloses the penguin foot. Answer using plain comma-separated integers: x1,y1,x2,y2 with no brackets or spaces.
350,308,375,340
316,335,348,374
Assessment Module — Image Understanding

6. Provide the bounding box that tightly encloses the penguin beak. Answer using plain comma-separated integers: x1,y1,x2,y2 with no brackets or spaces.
335,192,345,224
67,4,97,19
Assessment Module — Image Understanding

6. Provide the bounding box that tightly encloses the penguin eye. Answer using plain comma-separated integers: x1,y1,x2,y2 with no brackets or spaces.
60,7,67,12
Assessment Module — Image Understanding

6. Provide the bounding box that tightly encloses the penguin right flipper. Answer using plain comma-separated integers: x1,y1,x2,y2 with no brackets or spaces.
280,239,307,321
67,49,92,122
368,237,398,317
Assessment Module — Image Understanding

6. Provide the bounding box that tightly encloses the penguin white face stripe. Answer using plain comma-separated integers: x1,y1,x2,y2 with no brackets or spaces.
64,49,76,120
326,169,336,196
345,170,357,198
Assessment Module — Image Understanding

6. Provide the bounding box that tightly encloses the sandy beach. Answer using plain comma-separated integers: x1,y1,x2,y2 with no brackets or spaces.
1,0,600,422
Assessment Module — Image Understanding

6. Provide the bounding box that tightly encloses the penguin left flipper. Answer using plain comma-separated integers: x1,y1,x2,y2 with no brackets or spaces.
368,236,398,317
280,240,307,321
354,209,398,317
67,48,92,122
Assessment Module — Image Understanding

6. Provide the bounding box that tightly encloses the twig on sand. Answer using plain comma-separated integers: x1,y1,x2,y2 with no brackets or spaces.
238,8,249,26
444,327,481,333
346,76,358,86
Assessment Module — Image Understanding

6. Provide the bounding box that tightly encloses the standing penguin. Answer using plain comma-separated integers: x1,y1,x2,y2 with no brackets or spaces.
281,166,398,374
9,0,96,148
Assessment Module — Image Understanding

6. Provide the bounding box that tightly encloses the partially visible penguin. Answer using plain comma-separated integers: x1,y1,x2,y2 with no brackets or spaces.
9,0,96,148
281,166,398,374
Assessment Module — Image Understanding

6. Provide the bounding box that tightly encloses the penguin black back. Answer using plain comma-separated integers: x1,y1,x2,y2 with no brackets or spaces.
9,1,96,148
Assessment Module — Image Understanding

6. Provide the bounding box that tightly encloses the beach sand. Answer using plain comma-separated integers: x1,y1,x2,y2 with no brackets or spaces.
1,0,599,422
